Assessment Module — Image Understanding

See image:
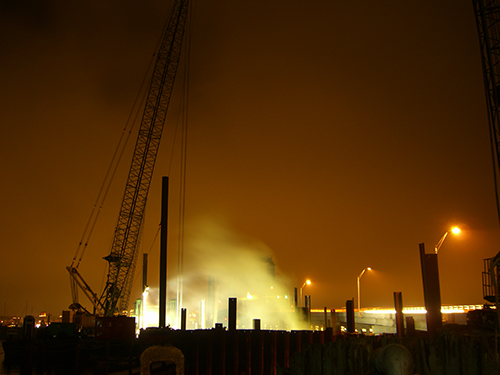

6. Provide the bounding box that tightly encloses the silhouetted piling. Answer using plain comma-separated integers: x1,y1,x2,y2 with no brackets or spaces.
346,299,355,333
394,291,404,337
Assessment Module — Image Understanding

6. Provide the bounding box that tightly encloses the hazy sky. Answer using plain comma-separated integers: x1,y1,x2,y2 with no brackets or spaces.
1,0,499,320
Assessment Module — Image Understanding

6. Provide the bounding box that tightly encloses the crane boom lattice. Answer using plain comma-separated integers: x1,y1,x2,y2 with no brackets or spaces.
473,0,500,225
99,0,189,316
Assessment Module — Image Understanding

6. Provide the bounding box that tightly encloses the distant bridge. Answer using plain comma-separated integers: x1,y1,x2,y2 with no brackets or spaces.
310,304,485,334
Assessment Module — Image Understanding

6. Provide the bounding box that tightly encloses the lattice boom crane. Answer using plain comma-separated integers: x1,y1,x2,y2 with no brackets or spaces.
473,0,500,226
68,0,189,317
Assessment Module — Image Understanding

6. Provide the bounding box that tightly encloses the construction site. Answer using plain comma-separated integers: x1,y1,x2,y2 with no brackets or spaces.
3,0,500,374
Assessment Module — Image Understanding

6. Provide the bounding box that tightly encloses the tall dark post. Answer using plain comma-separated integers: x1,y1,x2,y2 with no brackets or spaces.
394,291,404,337
253,319,261,330
229,297,237,330
294,287,298,309
419,243,442,335
142,253,148,292
181,308,187,331
159,176,169,328
331,309,336,333
346,299,355,333
406,316,416,336
305,295,311,326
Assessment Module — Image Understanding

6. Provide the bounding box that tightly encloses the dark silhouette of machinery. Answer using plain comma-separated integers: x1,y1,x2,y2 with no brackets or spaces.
483,252,500,304
473,1,500,333
473,0,500,225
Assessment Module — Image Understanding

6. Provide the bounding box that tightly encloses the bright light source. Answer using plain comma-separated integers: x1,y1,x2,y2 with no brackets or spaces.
367,267,372,271
435,227,462,254
306,279,311,285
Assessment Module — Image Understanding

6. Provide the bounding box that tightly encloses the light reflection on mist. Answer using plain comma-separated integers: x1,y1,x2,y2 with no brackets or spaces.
147,219,304,330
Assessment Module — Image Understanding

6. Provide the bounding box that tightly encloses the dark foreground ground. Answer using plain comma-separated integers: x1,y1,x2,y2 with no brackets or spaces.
2,326,499,375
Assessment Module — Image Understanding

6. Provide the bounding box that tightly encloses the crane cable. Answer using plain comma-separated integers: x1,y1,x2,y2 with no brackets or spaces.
177,0,195,324
71,95,139,269
70,3,175,269
129,0,195,301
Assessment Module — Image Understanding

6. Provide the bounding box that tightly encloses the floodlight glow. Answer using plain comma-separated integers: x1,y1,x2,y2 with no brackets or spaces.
435,226,462,254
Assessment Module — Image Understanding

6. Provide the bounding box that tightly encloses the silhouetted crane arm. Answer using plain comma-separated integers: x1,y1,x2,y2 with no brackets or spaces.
98,0,189,316
473,0,500,226
67,265,105,315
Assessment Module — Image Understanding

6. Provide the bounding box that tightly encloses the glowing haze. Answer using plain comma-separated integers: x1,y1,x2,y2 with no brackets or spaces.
1,1,500,319
142,217,303,330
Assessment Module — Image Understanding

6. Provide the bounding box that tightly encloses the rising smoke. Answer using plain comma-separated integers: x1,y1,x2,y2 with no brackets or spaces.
147,217,303,330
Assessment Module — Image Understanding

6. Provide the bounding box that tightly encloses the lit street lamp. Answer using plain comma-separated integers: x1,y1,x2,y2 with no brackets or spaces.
357,267,371,316
299,279,311,308
434,226,460,254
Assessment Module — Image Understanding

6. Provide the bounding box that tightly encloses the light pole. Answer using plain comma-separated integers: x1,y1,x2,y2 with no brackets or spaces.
434,226,460,254
357,268,371,316
299,279,311,308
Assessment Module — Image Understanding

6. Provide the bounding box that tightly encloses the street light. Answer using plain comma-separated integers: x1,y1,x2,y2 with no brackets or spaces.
357,267,371,316
434,226,460,254
299,279,311,308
